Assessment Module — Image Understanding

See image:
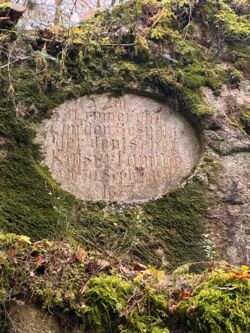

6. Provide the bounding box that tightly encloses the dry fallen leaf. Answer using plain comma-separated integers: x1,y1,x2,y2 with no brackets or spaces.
179,290,192,300
75,249,86,263
7,247,15,257
133,262,147,271
35,256,44,266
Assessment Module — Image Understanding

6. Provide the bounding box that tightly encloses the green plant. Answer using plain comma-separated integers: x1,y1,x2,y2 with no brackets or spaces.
84,275,134,331
176,267,250,332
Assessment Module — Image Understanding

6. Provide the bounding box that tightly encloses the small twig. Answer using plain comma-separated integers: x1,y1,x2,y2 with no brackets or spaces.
0,56,31,69
3,302,17,333
216,286,237,291
101,42,136,47
122,294,144,316
79,235,119,262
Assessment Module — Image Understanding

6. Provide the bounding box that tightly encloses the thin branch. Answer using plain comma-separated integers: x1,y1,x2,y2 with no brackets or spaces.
0,56,31,69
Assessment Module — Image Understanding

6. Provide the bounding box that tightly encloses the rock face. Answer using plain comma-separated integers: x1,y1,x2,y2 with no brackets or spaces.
9,303,62,333
202,81,250,115
201,81,250,264
36,94,200,203
9,302,83,333
209,152,250,264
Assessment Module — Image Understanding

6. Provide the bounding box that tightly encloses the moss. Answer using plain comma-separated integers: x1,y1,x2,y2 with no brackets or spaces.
84,275,134,331
75,179,211,271
0,0,249,270
0,57,214,268
227,43,250,72
204,0,250,41
0,105,33,144
8,64,81,119
0,147,69,240
0,236,171,332
240,110,250,135
143,184,209,270
226,67,243,86
122,286,169,333
135,33,150,60
0,0,249,330
182,62,226,92
141,67,215,117
176,267,250,333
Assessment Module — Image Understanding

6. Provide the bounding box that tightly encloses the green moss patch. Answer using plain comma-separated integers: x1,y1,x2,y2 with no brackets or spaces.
176,266,250,333
241,110,250,135
205,0,250,41
0,148,59,239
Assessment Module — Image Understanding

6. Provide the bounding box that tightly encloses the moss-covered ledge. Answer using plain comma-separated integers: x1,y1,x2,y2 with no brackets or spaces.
0,234,249,333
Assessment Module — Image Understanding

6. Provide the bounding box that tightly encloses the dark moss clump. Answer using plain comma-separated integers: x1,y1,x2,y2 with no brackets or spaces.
226,43,250,73
0,105,33,144
74,179,210,271
241,110,250,135
0,147,67,239
144,184,208,270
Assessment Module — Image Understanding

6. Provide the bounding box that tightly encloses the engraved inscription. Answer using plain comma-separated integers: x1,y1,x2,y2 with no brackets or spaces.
36,94,200,202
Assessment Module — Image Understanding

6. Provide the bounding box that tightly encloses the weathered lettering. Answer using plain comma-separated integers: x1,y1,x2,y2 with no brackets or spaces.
37,94,200,202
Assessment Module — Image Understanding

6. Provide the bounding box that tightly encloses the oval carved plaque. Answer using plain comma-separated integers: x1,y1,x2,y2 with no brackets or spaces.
37,94,200,202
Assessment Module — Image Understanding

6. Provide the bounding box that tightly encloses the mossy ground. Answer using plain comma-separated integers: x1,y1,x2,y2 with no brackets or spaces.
0,0,249,269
